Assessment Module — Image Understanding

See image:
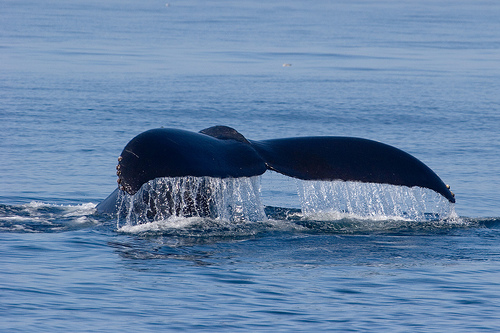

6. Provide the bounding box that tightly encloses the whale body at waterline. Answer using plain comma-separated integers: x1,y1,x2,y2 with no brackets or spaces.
96,126,455,215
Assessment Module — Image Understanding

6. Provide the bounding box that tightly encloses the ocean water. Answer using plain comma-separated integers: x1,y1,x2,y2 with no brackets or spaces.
2,0,500,331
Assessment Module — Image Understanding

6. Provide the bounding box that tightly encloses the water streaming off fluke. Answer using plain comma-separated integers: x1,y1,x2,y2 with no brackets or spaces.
297,180,456,221
115,175,455,228
116,176,266,227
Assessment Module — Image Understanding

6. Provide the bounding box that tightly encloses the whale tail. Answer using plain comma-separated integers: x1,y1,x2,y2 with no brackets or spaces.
107,125,455,213
249,136,455,203
197,126,455,203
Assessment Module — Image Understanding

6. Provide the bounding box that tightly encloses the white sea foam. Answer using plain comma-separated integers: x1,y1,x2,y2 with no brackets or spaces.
23,201,97,212
118,216,205,233
0,201,99,232
62,202,97,218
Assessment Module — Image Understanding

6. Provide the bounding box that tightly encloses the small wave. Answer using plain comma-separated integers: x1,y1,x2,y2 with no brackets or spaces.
458,217,500,229
0,202,99,233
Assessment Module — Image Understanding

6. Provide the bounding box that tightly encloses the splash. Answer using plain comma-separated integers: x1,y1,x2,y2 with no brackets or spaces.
114,175,458,230
116,176,266,228
296,180,456,222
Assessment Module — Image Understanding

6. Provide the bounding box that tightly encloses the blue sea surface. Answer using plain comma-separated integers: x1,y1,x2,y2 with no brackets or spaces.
2,0,500,331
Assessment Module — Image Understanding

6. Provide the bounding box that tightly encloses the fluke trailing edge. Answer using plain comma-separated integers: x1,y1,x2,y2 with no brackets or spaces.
98,125,455,214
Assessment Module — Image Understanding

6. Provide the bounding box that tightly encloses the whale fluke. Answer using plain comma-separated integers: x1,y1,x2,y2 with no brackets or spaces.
250,136,455,203
116,128,267,195
97,126,455,215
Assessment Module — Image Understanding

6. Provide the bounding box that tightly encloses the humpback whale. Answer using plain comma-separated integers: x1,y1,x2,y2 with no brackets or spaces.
97,126,455,215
